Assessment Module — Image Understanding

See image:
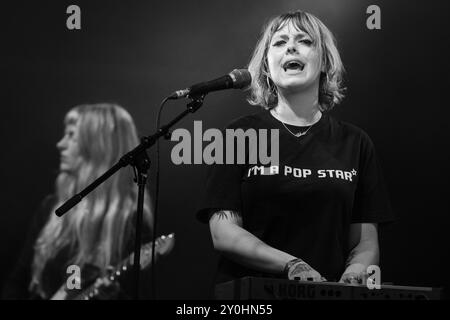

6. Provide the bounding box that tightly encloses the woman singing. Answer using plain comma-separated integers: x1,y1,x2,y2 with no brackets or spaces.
197,10,394,286
3,103,153,299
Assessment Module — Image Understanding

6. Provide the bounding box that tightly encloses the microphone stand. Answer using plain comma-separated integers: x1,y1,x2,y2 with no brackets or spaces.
55,95,205,300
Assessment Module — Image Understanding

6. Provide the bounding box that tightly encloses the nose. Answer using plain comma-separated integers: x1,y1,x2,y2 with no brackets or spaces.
286,45,297,54
56,137,66,151
286,40,298,54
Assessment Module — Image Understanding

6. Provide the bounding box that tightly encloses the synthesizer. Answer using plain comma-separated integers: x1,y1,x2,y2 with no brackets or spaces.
215,276,443,300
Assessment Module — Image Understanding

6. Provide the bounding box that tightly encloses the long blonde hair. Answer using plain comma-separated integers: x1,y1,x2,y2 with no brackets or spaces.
30,103,152,298
247,10,345,110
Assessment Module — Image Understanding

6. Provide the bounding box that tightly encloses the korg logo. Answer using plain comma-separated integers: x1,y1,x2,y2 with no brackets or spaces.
264,283,316,300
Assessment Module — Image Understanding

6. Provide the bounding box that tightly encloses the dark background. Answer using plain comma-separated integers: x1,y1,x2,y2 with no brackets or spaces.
1,0,448,299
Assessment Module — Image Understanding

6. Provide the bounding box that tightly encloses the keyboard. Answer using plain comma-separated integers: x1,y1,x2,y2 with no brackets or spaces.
214,276,443,300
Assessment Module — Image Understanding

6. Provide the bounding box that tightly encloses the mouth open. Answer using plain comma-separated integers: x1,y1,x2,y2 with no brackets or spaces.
282,60,305,72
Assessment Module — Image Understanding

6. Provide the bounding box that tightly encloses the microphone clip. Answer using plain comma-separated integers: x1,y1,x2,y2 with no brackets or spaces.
186,94,205,113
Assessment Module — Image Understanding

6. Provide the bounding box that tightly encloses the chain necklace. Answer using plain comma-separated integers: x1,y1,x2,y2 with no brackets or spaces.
271,109,319,138
280,121,313,137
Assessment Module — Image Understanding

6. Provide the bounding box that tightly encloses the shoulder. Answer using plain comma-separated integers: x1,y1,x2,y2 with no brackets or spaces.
41,194,58,210
39,194,58,217
327,115,374,146
32,194,58,229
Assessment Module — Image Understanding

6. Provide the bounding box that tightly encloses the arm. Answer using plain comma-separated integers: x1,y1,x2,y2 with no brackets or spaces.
209,210,324,281
209,210,294,274
340,223,379,283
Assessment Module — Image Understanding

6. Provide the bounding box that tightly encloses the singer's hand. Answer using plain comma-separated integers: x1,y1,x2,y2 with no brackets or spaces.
339,271,368,285
287,261,326,282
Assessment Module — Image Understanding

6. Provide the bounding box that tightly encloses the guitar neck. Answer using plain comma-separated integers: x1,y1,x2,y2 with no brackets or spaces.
73,251,147,300
69,233,174,300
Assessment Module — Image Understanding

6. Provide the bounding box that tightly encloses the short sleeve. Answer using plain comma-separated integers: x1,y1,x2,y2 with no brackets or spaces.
196,163,245,223
352,132,396,224
195,118,250,223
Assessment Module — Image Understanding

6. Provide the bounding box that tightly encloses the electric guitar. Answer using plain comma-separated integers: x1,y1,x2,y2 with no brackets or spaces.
50,233,175,300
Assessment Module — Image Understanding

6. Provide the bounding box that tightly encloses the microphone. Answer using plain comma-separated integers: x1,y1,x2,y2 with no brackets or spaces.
168,69,251,100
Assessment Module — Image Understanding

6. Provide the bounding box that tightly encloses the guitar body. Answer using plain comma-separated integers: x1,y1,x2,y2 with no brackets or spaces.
50,233,175,300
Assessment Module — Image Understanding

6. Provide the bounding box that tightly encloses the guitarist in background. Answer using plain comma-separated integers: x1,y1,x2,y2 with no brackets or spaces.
2,103,154,299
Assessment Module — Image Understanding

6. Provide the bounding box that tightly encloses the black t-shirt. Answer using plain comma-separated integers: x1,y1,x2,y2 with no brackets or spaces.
197,110,395,283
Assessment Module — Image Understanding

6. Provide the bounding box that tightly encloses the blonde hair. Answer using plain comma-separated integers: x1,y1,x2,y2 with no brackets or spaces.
30,103,153,298
247,10,345,110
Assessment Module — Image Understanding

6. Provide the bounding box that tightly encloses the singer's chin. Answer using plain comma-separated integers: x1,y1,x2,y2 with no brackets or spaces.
58,164,75,175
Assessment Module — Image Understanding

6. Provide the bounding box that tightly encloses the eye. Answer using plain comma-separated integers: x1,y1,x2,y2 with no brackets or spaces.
300,39,313,45
65,128,76,139
272,40,286,47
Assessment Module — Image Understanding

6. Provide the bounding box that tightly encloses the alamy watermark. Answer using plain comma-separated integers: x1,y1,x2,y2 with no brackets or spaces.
63,6,381,33
170,121,279,166
366,5,381,30
66,5,81,30
66,264,81,290
366,265,381,290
